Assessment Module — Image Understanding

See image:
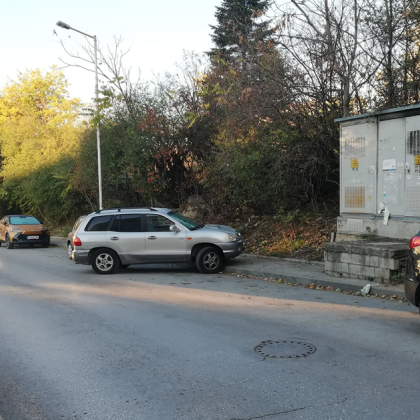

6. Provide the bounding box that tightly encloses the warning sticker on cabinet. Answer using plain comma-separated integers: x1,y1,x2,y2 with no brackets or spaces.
351,159,359,169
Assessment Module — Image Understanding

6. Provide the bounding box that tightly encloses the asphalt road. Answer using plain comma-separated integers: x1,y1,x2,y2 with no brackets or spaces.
0,245,419,420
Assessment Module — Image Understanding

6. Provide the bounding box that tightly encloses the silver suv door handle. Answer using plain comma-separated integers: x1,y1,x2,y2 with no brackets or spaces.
110,236,119,241
148,236,157,240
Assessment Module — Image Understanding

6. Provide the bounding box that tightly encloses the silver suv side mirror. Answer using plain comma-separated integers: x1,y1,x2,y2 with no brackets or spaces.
169,225,181,232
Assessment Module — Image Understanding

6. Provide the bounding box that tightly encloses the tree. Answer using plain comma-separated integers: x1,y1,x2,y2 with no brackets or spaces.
59,34,217,208
274,0,378,117
0,68,85,221
364,0,420,108
208,0,276,62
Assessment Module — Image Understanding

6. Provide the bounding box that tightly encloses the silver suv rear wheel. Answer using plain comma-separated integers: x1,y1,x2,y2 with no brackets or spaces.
67,243,73,259
91,249,119,274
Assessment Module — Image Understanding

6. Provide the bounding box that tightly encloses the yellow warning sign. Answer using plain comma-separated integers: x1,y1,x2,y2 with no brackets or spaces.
351,159,359,169
415,155,420,165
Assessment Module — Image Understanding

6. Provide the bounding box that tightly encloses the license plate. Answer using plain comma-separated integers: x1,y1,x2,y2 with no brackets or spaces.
27,236,39,240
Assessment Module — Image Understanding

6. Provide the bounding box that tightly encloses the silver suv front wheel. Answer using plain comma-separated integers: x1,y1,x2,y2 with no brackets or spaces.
91,249,120,274
196,246,224,274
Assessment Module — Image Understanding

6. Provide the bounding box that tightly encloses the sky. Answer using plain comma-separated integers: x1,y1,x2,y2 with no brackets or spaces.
1,0,222,103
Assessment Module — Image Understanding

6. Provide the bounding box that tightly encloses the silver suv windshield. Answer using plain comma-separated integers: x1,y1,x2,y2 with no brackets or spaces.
168,211,204,230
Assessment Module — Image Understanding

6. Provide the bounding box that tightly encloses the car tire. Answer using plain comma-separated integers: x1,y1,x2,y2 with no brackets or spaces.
196,246,224,274
91,249,119,274
67,243,73,259
5,235,14,249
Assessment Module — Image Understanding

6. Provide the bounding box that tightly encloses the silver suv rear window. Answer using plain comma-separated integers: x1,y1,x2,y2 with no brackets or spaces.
85,215,113,232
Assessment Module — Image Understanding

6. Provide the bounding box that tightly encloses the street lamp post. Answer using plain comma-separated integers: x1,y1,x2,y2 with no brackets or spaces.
56,21,103,209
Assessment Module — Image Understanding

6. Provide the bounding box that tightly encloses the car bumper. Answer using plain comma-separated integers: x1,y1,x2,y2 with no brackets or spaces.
217,240,245,260
73,249,90,265
9,232,50,245
405,252,420,307
404,278,419,307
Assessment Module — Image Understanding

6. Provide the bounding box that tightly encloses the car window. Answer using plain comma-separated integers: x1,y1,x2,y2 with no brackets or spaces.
9,216,41,225
146,214,174,232
110,214,143,232
85,215,112,232
73,216,86,232
167,211,202,230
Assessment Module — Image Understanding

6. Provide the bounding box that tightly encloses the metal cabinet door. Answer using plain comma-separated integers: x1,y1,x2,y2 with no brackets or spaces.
405,115,420,217
377,119,406,216
340,122,377,215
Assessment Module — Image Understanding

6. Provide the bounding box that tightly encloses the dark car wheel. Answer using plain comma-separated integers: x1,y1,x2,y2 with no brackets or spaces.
67,243,73,260
5,235,14,249
91,249,119,274
196,246,224,274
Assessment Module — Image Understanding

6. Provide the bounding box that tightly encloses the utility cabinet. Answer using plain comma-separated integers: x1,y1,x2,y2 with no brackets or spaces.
336,104,420,239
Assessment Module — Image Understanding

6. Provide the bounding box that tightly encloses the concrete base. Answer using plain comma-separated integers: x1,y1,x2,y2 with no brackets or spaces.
337,215,420,240
324,239,409,284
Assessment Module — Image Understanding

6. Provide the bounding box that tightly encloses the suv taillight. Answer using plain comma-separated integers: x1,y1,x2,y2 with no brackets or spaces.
409,236,420,250
73,236,82,247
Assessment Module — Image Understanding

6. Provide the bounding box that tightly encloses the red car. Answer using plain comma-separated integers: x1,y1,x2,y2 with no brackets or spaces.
404,233,420,312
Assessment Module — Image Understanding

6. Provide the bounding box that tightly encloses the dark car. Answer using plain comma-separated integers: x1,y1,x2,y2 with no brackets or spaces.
0,215,50,249
404,233,420,311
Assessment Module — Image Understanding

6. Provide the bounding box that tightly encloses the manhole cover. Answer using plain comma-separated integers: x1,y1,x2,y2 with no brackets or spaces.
255,340,316,359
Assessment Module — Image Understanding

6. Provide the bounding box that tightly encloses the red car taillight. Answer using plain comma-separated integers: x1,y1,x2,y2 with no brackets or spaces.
409,236,420,250
73,236,82,247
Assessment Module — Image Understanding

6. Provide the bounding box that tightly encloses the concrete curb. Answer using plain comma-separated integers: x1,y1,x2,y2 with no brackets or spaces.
223,266,406,298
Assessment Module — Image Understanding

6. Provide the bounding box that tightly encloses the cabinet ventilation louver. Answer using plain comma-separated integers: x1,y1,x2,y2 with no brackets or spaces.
407,130,420,155
342,137,366,159
406,187,420,211
345,187,365,208
347,219,364,233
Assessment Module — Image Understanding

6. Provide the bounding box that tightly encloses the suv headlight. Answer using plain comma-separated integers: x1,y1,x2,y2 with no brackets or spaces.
228,233,237,242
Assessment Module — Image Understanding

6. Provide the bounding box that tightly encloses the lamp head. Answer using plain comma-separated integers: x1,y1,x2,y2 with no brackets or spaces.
56,21,71,30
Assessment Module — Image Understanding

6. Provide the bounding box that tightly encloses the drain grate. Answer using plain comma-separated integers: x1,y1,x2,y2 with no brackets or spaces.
255,340,316,359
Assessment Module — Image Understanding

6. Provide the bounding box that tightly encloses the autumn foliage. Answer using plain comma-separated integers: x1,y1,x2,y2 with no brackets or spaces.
0,0,419,239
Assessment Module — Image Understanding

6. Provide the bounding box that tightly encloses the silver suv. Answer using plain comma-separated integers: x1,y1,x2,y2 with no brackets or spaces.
71,207,244,274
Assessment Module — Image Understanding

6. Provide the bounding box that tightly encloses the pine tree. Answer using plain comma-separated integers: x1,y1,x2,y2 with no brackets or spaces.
208,0,275,61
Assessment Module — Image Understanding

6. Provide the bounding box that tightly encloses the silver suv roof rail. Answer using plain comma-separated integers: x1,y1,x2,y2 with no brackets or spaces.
95,207,160,214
